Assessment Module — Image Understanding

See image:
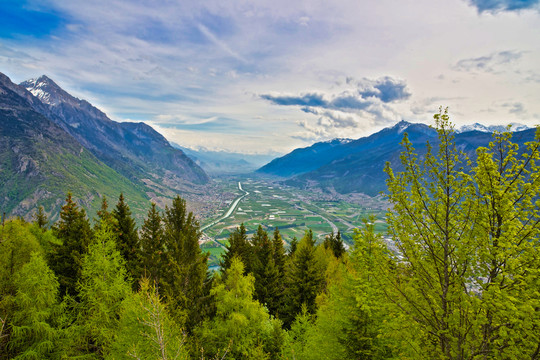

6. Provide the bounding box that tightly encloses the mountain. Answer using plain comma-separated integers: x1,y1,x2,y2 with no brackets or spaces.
259,121,537,196
20,75,209,185
458,122,530,133
257,138,353,177
172,144,277,175
0,73,149,221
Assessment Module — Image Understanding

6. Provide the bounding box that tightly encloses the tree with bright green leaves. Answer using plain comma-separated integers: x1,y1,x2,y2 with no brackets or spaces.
107,278,188,360
140,202,166,284
162,195,210,332
0,221,63,359
8,252,60,360
381,108,540,358
281,304,313,359
33,206,48,231
220,223,252,275
332,219,395,360
283,230,325,328
196,257,284,360
468,128,540,358
113,193,141,287
66,225,131,358
50,193,93,297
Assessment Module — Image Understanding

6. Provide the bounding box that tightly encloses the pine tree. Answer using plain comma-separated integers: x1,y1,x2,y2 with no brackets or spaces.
113,193,141,287
50,193,93,297
140,202,165,284
220,223,252,274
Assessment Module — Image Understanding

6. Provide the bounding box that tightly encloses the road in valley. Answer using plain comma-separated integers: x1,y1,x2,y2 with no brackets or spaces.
201,182,249,232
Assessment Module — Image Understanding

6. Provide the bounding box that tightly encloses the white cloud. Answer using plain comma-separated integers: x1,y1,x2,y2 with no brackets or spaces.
1,0,539,153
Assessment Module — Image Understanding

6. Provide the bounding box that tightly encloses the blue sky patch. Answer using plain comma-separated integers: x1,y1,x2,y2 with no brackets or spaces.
0,1,66,38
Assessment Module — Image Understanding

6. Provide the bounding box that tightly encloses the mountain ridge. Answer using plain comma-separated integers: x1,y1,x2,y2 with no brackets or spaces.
0,72,149,220
258,120,537,196
20,74,209,185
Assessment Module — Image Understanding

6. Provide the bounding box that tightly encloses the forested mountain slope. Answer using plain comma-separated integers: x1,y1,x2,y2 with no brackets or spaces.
0,73,148,220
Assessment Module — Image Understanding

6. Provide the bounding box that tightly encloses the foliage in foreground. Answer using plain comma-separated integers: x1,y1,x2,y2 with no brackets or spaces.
1,110,540,360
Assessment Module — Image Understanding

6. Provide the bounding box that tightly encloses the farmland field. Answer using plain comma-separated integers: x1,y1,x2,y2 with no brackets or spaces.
199,176,388,266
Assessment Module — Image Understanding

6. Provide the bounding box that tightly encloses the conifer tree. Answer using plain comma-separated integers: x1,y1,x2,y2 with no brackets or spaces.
140,202,165,284
283,230,325,328
249,225,283,318
196,258,284,360
107,278,187,360
95,196,117,231
50,193,93,297
67,225,131,358
162,196,210,332
33,206,48,231
220,223,252,274
113,193,141,286
8,252,60,359
323,231,346,259
288,237,298,257
272,227,286,274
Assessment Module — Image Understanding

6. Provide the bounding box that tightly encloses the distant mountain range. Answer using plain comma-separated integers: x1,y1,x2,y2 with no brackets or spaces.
0,72,210,221
257,120,537,196
171,144,276,175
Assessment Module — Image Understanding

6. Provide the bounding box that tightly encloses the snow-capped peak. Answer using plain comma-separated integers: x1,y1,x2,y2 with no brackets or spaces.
458,123,531,133
393,120,411,134
20,75,79,107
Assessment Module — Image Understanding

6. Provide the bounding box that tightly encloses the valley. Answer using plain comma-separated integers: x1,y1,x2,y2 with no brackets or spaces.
198,176,389,266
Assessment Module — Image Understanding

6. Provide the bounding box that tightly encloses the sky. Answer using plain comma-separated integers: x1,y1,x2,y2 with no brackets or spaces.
1,0,539,155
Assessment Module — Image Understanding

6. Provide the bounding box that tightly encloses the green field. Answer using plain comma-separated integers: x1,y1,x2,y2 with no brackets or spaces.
199,176,388,266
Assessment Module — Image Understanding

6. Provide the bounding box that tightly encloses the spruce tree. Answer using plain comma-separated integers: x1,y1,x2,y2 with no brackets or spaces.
272,227,286,274
95,196,117,231
249,225,283,318
220,223,252,274
323,231,346,259
162,196,210,332
288,237,298,257
33,206,48,231
283,230,325,328
50,193,93,297
113,193,141,287
140,202,165,284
